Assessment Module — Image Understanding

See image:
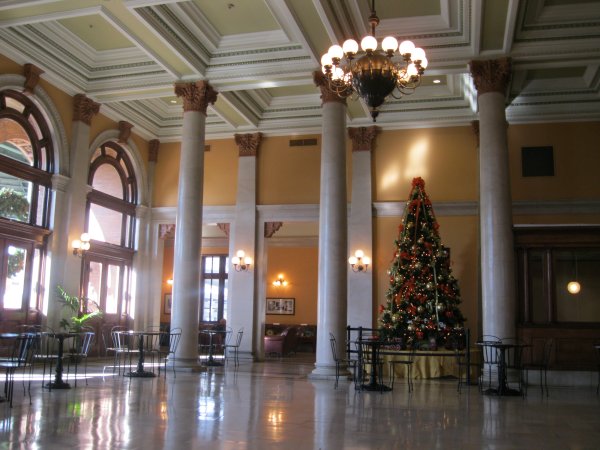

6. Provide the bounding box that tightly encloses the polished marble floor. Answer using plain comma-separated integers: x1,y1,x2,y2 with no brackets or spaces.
1,355,599,450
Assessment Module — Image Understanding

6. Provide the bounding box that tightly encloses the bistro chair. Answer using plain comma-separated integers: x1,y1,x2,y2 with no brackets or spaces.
356,340,385,392
329,333,359,389
478,335,501,391
452,329,479,393
388,345,417,392
65,330,95,387
32,326,60,390
0,333,36,407
522,338,553,397
500,337,526,395
224,328,244,367
158,328,181,378
103,325,126,373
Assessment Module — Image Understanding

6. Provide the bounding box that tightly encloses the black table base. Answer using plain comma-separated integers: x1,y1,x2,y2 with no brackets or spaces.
46,380,71,389
125,370,156,378
361,383,392,392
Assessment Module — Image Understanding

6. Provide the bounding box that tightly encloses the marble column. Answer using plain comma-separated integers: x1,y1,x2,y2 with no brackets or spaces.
347,126,378,329
171,81,217,369
138,140,160,330
310,72,349,378
229,132,261,361
469,58,516,339
55,95,99,327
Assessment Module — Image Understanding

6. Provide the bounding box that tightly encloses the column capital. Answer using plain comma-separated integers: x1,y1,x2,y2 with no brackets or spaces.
313,71,349,105
159,223,176,240
149,139,160,162
217,223,230,237
234,132,262,157
264,221,283,238
174,80,218,114
118,121,133,143
23,63,44,94
73,94,100,125
469,58,512,96
348,126,379,152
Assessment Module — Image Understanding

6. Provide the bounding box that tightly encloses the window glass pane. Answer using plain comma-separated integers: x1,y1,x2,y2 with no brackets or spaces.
123,265,131,317
29,248,41,309
35,184,47,226
4,245,28,309
5,96,25,113
0,119,33,165
87,261,102,311
554,249,600,322
92,164,124,199
28,114,43,141
88,203,123,245
223,279,228,321
0,181,31,223
202,279,219,322
106,264,121,315
527,250,546,323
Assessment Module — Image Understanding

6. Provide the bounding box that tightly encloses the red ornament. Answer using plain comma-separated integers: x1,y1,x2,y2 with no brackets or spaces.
416,331,424,340
445,310,454,318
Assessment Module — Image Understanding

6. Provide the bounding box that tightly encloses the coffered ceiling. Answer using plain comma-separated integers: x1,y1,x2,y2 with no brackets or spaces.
1,0,599,141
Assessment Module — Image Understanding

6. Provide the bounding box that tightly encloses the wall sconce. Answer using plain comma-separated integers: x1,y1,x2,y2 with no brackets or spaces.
166,277,173,286
349,250,370,272
272,274,288,287
231,250,252,272
72,233,91,257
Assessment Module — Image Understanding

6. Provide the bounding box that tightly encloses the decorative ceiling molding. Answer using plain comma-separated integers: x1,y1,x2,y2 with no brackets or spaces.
0,0,598,140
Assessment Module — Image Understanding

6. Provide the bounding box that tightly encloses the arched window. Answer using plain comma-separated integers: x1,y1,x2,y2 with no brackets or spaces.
0,90,53,316
83,142,137,324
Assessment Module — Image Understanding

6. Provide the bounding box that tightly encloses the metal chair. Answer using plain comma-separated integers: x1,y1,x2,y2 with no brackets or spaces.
158,328,181,377
522,338,553,396
65,330,95,386
500,337,526,395
478,335,501,391
0,333,36,407
224,328,244,367
356,340,385,392
388,345,416,392
32,326,59,390
328,332,359,389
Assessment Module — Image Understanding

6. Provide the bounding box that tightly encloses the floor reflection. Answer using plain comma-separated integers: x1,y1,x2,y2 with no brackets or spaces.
1,357,599,449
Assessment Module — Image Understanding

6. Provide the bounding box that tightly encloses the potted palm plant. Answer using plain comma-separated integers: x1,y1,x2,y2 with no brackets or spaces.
56,285,103,333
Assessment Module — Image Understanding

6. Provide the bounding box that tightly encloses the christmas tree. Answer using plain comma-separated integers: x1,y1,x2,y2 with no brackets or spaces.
379,177,465,348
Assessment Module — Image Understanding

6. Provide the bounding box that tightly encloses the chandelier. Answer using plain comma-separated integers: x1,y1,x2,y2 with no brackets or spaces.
320,0,428,121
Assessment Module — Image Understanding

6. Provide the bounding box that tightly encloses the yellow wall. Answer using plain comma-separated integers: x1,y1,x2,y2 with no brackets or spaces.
374,126,479,202
265,246,319,325
509,122,600,201
258,135,322,205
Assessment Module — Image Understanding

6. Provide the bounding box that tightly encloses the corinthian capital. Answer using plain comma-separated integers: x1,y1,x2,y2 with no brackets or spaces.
234,133,262,157
174,81,218,114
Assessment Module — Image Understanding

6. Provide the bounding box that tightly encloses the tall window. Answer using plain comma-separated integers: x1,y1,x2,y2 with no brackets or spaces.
200,255,228,323
0,90,53,316
83,142,136,322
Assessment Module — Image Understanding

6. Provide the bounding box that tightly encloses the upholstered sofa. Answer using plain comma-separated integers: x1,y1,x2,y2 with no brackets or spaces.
265,324,316,352
264,326,298,357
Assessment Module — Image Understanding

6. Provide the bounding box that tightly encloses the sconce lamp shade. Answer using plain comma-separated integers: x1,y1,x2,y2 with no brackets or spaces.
232,250,252,271
72,232,91,257
273,274,288,287
349,250,370,272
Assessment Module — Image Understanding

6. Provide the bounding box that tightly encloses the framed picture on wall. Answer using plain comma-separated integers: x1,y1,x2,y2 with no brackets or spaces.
266,297,295,315
164,293,172,314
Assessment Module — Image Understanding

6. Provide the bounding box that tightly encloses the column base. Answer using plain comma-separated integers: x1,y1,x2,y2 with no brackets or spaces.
308,363,338,380
166,356,206,373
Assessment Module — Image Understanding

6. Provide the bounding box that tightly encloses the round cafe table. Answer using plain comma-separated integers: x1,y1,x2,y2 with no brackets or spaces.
122,331,162,378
